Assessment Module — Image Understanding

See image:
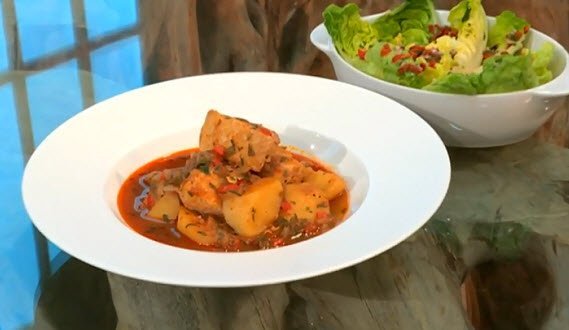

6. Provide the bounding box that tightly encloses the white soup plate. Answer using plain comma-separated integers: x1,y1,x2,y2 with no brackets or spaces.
22,72,450,287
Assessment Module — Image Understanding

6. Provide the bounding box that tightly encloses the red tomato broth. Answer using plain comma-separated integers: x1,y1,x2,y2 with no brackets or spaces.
117,148,349,252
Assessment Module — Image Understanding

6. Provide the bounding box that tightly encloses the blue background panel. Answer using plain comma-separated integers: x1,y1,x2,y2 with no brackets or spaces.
14,0,75,62
84,0,138,39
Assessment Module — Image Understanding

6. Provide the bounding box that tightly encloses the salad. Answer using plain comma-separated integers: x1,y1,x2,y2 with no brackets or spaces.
323,0,555,95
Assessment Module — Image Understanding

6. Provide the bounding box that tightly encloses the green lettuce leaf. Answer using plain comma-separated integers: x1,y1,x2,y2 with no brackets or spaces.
401,28,431,45
531,42,554,85
478,54,537,93
488,11,529,49
447,0,469,29
323,3,378,59
422,73,480,95
371,0,437,45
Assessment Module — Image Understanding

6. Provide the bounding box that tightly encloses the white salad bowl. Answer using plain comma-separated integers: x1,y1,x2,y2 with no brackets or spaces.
311,10,569,148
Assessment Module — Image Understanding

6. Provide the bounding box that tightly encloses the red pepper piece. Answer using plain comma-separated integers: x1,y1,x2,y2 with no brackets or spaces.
428,24,437,34
448,28,458,38
392,53,410,63
145,194,155,208
409,45,425,59
398,63,424,75
315,210,328,220
280,200,292,213
217,183,240,193
271,238,286,247
211,156,222,166
357,48,367,60
441,26,458,38
380,44,391,57
212,145,224,157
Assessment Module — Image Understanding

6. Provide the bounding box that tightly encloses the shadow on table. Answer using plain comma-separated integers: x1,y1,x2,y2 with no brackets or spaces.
27,258,117,330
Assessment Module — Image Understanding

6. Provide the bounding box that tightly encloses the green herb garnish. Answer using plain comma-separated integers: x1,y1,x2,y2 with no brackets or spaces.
197,163,210,174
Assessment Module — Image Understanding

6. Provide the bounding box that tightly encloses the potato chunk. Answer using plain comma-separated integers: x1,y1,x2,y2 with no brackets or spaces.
176,207,218,246
148,191,180,220
199,110,280,173
222,177,283,237
303,168,346,200
282,183,330,221
178,169,223,215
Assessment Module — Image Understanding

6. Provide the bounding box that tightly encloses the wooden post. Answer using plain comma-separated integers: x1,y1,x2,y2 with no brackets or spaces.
138,0,202,83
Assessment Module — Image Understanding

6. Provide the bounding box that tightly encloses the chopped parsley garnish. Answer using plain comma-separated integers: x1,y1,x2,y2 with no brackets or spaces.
197,163,210,174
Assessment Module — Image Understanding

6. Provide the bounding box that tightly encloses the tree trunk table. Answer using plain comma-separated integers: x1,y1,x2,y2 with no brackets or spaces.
107,1,569,329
